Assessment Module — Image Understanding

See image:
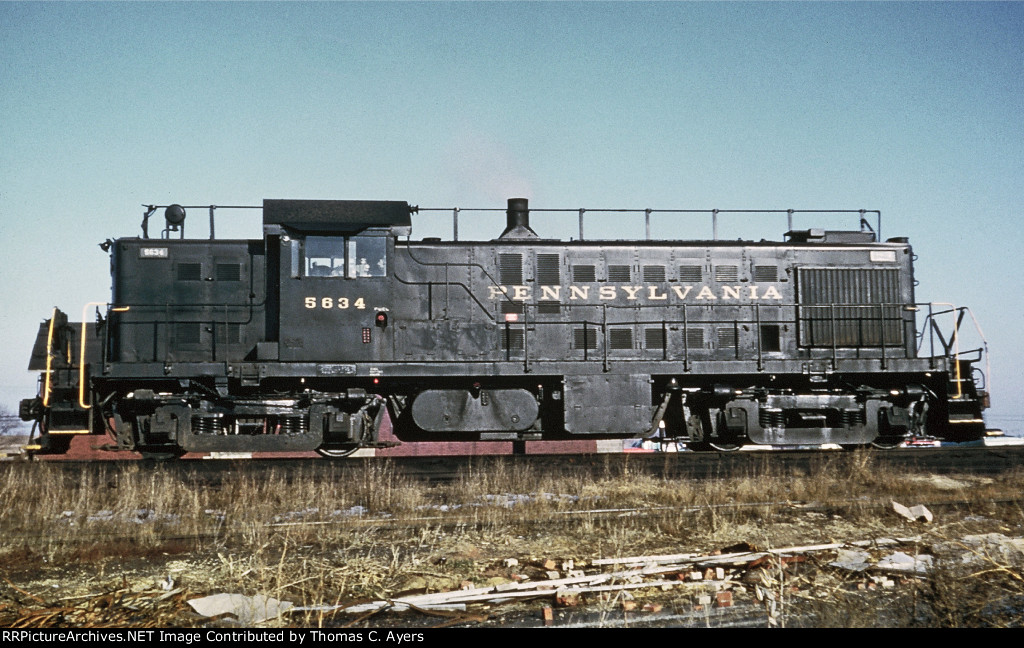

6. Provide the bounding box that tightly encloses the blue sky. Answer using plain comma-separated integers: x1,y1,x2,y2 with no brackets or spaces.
2,2,1022,434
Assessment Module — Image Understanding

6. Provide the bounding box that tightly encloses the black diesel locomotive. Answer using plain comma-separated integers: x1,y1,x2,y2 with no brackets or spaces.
21,198,990,457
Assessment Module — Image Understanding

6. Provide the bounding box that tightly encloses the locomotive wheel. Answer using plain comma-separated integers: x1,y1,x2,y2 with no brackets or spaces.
686,439,743,452
870,436,904,450
708,439,743,452
316,445,360,459
139,449,184,462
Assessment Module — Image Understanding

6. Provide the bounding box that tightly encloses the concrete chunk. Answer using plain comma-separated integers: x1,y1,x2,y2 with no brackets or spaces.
891,501,933,523
875,551,933,574
830,548,872,572
188,593,294,624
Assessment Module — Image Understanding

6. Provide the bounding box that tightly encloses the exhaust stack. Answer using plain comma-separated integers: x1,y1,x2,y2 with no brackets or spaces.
498,198,538,239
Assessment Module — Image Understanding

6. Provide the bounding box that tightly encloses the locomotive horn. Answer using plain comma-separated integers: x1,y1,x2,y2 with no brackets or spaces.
499,197,538,239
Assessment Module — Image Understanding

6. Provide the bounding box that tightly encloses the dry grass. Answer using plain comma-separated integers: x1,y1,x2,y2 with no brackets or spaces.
1,453,1022,627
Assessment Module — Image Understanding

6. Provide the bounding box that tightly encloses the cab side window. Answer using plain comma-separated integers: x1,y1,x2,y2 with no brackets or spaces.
303,235,386,278
305,236,346,277
348,236,386,277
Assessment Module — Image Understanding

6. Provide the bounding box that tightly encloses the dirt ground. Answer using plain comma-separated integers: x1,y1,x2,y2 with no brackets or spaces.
3,488,1023,629
2,440,1023,628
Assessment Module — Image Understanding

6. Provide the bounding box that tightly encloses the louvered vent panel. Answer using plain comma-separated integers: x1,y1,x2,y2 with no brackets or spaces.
679,265,703,282
500,301,524,315
176,322,201,344
177,263,202,281
645,328,666,350
643,265,666,282
609,328,633,350
754,265,778,282
573,328,598,350
499,253,523,285
537,303,561,314
218,323,242,344
685,328,704,349
501,329,524,350
572,265,596,282
536,254,561,285
717,327,737,349
608,265,631,282
715,265,739,282
216,263,241,282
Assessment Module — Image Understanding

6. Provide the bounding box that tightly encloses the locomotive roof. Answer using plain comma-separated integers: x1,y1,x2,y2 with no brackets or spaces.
263,199,413,233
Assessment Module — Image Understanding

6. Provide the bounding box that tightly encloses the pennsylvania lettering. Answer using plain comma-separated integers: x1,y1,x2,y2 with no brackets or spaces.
488,283,784,303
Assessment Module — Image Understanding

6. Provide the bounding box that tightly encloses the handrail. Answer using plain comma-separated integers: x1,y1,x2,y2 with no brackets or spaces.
917,303,990,400
417,207,883,242
139,203,882,242
78,302,106,409
496,300,915,371
493,300,987,372
73,302,130,409
42,307,58,407
140,204,260,240
391,275,496,323
394,243,513,321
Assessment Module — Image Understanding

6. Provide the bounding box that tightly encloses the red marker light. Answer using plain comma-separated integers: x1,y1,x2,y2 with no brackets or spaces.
375,312,388,328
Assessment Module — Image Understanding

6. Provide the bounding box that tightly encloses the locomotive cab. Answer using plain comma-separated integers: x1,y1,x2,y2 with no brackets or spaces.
262,199,411,364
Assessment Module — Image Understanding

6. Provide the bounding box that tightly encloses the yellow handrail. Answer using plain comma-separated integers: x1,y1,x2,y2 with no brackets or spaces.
929,302,990,400
78,302,107,409
931,303,962,398
74,303,130,410
42,307,58,407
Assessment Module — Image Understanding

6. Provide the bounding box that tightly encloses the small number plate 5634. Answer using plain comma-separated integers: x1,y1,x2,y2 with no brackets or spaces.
305,297,367,309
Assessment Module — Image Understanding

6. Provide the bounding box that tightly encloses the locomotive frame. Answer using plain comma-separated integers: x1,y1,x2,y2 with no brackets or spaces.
20,198,990,457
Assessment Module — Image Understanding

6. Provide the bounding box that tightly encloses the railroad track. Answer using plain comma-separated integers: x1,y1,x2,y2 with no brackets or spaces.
3,445,1022,483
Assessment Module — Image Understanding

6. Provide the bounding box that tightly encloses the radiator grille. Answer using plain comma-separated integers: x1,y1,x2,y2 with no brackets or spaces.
797,268,904,347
